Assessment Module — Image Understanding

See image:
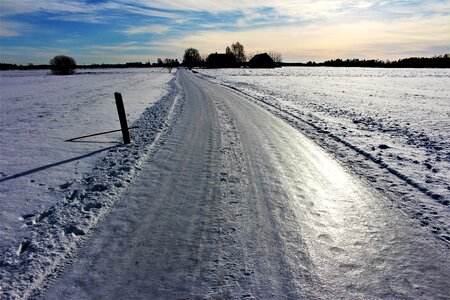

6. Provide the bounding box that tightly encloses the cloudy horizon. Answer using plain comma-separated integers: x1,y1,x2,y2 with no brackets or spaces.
1,0,449,64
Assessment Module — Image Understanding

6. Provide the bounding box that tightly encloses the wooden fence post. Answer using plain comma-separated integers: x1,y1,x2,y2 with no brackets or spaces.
114,92,131,144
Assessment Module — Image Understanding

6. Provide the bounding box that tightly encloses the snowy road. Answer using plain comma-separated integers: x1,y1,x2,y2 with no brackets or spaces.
43,70,449,299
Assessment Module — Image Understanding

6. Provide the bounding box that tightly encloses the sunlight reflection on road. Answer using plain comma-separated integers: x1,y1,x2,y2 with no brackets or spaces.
215,74,449,298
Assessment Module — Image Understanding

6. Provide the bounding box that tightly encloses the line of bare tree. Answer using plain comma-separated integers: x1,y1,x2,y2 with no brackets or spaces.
4,51,445,72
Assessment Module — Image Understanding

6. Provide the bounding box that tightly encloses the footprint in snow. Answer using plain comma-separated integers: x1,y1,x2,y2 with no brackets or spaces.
64,225,86,236
59,181,74,189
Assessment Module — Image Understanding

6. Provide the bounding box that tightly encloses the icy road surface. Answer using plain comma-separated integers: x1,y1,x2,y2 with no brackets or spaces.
43,70,449,299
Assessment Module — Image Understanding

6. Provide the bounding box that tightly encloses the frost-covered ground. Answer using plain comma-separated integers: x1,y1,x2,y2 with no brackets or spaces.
196,67,450,245
0,68,173,255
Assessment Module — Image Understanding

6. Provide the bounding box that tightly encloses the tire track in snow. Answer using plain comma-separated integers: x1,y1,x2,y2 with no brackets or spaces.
41,69,224,299
220,83,446,203
196,78,321,299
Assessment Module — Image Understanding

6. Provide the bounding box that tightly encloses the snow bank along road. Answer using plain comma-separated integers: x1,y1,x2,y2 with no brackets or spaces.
37,70,449,298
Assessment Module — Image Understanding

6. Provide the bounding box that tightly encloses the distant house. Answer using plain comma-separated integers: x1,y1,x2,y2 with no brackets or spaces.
207,53,237,68
248,53,276,68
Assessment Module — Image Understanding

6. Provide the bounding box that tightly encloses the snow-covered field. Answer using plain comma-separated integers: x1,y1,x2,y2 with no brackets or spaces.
33,70,450,299
196,67,450,244
0,68,173,256
1,66,449,297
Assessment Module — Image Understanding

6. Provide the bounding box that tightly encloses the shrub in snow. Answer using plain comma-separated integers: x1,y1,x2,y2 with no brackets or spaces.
50,55,77,75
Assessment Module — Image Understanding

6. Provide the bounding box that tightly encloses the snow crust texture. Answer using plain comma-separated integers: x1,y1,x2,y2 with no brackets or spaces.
196,67,450,247
0,70,182,299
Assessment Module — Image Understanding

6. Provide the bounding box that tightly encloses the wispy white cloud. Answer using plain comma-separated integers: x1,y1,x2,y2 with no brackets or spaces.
2,0,449,22
0,0,183,19
126,0,450,22
375,0,450,15
89,42,155,52
0,46,76,62
0,21,27,37
123,25,170,35
0,0,352,22
47,14,107,24
123,0,374,19
0,0,97,16
0,0,111,29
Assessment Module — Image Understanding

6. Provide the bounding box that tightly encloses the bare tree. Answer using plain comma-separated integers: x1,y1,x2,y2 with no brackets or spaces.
231,42,246,63
201,53,209,63
268,51,283,63
164,58,173,73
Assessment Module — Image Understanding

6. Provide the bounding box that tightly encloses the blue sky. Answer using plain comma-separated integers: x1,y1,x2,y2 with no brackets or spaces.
1,0,449,64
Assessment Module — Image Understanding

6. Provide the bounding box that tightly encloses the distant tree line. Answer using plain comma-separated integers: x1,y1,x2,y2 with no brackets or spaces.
2,54,448,71
0,63,50,70
0,56,180,72
283,54,450,68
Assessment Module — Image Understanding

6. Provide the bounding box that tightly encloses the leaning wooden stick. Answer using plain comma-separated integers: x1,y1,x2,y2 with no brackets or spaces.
114,92,131,144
